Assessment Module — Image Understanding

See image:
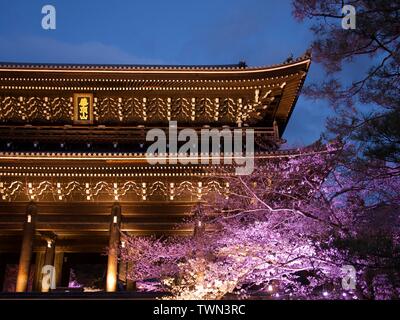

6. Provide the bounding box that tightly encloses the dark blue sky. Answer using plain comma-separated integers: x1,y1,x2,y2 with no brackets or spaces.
0,0,334,146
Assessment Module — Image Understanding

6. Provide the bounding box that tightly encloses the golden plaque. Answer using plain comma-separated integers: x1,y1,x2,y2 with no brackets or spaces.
74,93,93,124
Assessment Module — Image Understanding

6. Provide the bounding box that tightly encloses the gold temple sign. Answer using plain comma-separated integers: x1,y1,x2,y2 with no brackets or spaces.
78,97,89,120
74,93,93,124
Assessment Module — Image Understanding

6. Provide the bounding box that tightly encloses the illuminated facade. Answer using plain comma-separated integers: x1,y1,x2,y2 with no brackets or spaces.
0,55,310,293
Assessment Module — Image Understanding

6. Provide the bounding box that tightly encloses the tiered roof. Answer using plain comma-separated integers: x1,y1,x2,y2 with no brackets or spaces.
0,54,311,133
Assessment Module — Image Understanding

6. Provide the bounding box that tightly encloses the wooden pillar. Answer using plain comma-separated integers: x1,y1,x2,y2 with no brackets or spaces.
106,203,121,292
273,120,280,139
193,220,205,238
16,202,37,292
32,252,45,292
54,252,64,288
126,262,137,291
44,240,56,266
118,261,136,291
193,204,205,239
41,236,56,292
118,260,126,282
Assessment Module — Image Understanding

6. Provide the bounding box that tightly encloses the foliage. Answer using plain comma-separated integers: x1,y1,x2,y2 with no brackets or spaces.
119,1,400,299
293,0,400,163
120,143,400,299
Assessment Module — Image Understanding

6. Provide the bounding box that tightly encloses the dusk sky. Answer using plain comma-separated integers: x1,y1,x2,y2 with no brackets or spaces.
0,0,335,146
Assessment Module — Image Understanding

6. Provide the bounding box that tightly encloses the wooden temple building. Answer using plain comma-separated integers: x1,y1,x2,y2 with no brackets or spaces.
0,54,310,293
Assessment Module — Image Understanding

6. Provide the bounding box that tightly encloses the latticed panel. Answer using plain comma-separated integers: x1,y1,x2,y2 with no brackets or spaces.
0,178,230,202
195,98,214,123
170,98,192,123
95,97,120,123
47,97,72,122
0,96,19,122
0,94,266,125
219,98,238,123
146,98,167,123
0,96,72,123
120,98,144,123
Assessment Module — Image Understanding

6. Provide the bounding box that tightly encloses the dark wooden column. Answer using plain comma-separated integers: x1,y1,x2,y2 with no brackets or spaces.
41,234,57,292
106,203,121,292
54,252,64,288
126,262,137,291
32,252,45,292
193,204,205,238
16,202,37,292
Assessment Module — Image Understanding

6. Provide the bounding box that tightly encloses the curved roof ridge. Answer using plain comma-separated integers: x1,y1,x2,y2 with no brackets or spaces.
0,53,311,72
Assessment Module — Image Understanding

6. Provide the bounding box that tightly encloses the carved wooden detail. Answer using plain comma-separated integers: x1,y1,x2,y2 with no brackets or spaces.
0,93,275,125
0,179,229,202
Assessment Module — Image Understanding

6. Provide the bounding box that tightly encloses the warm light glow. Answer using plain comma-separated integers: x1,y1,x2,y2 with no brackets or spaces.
106,274,117,292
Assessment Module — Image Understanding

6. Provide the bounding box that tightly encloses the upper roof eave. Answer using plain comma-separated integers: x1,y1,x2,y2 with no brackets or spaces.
0,55,311,75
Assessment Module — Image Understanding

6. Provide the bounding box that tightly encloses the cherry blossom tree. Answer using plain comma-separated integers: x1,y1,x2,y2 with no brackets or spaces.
117,1,400,300
120,140,399,300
